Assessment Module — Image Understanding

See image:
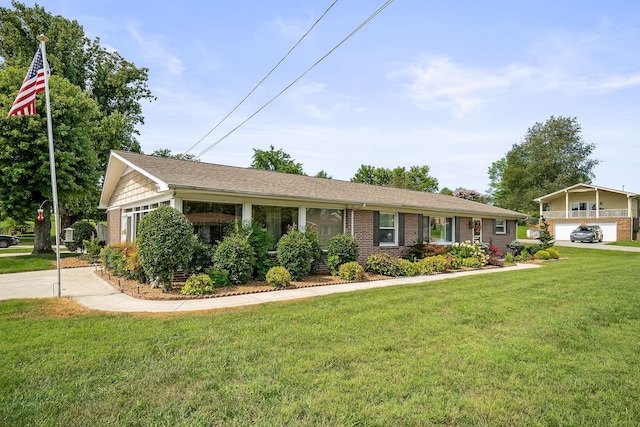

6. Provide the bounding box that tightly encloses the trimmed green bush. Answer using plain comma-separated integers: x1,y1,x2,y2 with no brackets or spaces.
64,221,97,252
462,257,483,268
546,247,560,259
365,253,402,276
181,273,214,295
504,252,516,264
188,239,215,274
206,268,231,288
276,230,313,280
303,228,324,273
419,255,450,273
534,249,551,260
326,233,359,275
338,261,366,281
397,258,420,276
266,266,292,287
82,238,103,263
226,220,273,280
213,234,256,285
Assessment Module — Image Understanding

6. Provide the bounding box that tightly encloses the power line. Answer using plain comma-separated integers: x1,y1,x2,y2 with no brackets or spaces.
195,0,394,159
185,0,339,155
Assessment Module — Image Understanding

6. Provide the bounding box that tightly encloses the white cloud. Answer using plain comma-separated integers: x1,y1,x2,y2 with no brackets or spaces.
127,23,186,76
393,56,534,118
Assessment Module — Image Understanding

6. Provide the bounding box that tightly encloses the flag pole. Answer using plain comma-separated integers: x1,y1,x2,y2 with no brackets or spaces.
37,34,61,297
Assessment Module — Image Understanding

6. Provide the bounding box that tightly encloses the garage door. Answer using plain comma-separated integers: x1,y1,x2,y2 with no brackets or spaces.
554,223,580,241
554,222,618,241
591,222,617,242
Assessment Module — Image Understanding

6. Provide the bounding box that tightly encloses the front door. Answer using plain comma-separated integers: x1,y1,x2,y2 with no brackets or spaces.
472,218,482,243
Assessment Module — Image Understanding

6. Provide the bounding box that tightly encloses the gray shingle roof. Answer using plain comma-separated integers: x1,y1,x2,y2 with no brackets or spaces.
110,151,526,218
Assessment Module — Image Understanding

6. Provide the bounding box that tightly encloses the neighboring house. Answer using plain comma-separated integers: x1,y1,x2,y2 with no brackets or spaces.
533,183,640,241
99,151,527,263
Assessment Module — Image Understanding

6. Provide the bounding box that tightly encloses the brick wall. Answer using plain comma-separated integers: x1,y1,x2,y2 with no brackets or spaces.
106,208,121,245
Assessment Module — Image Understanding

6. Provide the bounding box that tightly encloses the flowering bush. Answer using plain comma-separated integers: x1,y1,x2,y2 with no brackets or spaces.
448,241,487,266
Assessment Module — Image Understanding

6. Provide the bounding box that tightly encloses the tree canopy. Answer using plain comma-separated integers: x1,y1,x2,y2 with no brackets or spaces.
251,145,305,175
488,116,599,213
351,164,438,192
0,1,155,172
152,148,198,161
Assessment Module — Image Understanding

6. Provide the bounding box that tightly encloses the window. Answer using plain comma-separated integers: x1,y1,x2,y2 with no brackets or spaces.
378,212,397,244
494,219,506,234
252,205,299,249
429,216,453,244
571,201,596,218
305,208,344,246
184,201,242,244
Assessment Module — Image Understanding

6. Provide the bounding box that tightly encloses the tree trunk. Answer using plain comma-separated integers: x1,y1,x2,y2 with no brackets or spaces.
32,216,55,255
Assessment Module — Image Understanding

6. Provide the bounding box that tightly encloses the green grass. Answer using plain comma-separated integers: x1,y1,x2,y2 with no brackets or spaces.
0,253,77,274
517,224,528,239
607,240,640,248
2,247,640,426
0,247,32,254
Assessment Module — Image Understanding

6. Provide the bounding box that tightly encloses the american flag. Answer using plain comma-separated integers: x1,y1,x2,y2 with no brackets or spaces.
7,47,47,117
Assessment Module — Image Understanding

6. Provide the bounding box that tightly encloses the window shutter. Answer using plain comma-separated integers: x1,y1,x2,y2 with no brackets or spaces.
493,219,497,234
506,220,510,234
373,211,380,246
398,213,405,246
417,214,423,243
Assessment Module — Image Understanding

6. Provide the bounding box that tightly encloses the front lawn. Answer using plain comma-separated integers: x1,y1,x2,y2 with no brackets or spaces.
607,240,640,248
1,247,639,426
0,253,79,274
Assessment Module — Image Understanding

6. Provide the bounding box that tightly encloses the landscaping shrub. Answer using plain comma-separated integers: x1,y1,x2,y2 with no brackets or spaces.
365,253,402,276
266,266,292,287
137,206,196,290
405,242,449,261
338,261,366,281
534,249,551,260
213,234,256,285
503,252,515,264
448,240,487,265
188,238,215,274
64,221,97,252
507,240,525,256
303,228,324,273
100,242,144,281
181,274,214,295
276,230,313,280
81,238,104,263
397,258,420,276
546,247,560,259
419,254,450,273
326,233,359,275
206,268,231,288
462,257,483,268
226,220,272,280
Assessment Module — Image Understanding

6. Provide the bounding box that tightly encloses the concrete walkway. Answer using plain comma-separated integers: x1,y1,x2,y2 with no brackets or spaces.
1,264,540,313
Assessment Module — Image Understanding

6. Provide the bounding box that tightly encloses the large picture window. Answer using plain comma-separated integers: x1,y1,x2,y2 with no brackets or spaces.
305,208,344,246
429,216,453,244
252,205,299,249
184,201,242,244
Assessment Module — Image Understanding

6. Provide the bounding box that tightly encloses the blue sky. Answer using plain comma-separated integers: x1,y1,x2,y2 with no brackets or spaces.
11,0,640,193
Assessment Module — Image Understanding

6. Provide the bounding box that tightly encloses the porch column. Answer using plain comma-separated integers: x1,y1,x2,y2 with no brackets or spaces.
565,191,569,218
628,196,633,218
242,202,252,222
298,207,306,231
595,189,600,219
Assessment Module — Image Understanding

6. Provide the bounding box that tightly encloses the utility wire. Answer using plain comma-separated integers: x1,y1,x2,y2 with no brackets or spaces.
195,0,394,159
185,0,339,155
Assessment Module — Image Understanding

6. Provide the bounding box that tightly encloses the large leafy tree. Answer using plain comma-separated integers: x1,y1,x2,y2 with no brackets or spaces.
0,71,101,254
351,164,438,192
0,1,154,251
251,145,305,175
0,1,155,172
488,116,599,213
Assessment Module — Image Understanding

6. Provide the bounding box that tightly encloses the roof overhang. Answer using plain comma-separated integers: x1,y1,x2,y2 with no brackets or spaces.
98,151,169,209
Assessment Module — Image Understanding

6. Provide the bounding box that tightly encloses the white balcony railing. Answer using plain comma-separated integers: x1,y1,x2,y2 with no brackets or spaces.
542,209,629,219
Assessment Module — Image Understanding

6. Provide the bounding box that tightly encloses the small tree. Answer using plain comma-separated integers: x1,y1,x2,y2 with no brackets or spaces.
137,206,196,289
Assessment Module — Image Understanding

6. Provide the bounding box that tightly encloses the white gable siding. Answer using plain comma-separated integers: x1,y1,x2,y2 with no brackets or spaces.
108,170,161,207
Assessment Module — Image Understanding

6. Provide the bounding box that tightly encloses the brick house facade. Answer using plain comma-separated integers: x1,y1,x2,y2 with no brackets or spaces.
100,151,526,257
